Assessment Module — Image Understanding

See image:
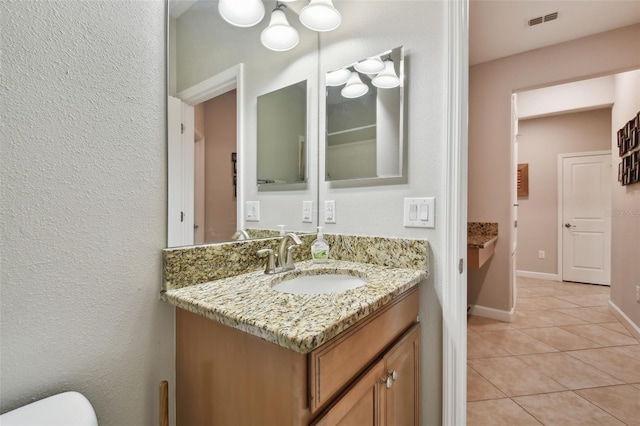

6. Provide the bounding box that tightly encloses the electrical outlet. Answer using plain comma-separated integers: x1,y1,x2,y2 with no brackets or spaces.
324,200,336,224
245,201,260,221
538,250,545,259
636,285,640,303
302,201,313,223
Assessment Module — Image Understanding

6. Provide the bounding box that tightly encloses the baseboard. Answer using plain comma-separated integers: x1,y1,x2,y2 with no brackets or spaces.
468,304,514,323
608,300,640,341
517,270,560,281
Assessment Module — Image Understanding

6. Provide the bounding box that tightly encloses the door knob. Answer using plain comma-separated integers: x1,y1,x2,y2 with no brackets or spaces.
564,223,575,228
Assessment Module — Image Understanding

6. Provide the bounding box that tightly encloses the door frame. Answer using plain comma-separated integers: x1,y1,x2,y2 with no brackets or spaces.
557,150,612,283
176,64,245,229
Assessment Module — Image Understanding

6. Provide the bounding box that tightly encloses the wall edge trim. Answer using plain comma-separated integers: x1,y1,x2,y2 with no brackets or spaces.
468,304,514,323
608,299,640,341
516,270,560,281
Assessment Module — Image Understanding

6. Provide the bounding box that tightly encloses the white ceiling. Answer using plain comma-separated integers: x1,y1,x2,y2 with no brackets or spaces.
470,0,640,65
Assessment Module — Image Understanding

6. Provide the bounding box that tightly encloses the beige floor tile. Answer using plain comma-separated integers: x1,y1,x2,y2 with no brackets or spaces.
467,315,512,331
556,293,610,307
600,321,635,337
516,297,555,311
632,383,640,390
518,286,573,298
467,330,511,359
513,391,626,425
561,324,638,347
556,306,618,323
521,309,589,327
467,398,542,425
576,385,640,426
568,347,640,383
468,357,565,396
517,352,623,389
467,365,506,401
520,327,603,351
474,329,558,355
609,344,640,361
521,296,581,309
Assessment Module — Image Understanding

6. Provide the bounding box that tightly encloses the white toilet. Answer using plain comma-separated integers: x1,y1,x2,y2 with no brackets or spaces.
0,391,98,426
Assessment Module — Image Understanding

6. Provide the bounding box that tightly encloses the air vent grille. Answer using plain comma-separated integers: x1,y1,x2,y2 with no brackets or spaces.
527,12,559,27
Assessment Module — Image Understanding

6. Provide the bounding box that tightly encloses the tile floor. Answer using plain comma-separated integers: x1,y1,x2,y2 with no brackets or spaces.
467,277,640,425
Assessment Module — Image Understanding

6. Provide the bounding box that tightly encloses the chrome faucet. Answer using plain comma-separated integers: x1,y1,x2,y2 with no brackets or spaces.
278,233,302,271
232,229,250,240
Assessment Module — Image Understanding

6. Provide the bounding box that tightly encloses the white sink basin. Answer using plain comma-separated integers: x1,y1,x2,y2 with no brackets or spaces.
271,273,367,295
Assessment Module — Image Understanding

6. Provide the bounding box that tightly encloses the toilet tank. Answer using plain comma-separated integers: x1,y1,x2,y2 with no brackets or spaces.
0,391,98,426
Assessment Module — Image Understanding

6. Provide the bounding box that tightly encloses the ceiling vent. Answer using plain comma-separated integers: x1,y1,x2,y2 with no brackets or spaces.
528,12,559,27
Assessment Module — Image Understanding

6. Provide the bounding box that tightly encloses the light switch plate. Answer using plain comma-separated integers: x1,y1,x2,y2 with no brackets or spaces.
403,197,435,228
302,200,313,223
246,201,260,222
324,200,336,224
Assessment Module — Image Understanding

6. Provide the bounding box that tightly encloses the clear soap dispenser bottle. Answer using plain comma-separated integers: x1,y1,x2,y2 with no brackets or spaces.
311,226,330,263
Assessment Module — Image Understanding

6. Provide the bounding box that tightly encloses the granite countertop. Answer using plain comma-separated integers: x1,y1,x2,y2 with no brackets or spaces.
162,259,426,354
467,235,498,249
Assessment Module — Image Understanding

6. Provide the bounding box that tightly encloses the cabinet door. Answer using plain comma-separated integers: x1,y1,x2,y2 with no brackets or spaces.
312,360,385,426
384,323,420,426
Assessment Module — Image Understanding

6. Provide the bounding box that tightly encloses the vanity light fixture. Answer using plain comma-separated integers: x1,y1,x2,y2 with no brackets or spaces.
326,68,351,86
299,0,342,32
261,3,300,52
218,0,265,28
354,56,385,74
341,71,369,98
372,59,401,89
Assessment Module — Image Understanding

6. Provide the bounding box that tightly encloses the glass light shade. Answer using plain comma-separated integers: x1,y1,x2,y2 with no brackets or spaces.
299,0,342,32
354,56,385,74
218,0,265,28
341,72,368,98
372,60,401,89
261,9,300,51
326,68,351,86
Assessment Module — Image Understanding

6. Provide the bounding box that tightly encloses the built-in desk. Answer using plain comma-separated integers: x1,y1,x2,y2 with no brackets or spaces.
467,222,498,269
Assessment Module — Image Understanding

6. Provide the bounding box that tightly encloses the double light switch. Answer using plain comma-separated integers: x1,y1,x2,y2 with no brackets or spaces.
404,197,435,228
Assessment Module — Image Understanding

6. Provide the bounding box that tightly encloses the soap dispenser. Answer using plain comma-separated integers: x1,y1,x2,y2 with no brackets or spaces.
311,226,330,263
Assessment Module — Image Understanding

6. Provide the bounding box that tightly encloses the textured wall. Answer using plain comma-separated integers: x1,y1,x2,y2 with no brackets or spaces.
0,1,175,425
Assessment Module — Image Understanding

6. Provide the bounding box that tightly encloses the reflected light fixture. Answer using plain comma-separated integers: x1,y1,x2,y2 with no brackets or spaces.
341,71,369,98
261,4,300,51
300,0,342,32
372,60,401,89
218,0,265,28
354,56,385,74
326,68,351,86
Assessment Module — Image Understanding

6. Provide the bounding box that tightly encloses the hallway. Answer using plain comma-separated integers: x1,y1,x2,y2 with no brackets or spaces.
467,277,640,425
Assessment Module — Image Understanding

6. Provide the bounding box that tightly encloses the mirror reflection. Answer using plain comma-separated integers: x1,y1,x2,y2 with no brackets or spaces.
257,80,308,189
168,0,320,247
325,46,404,183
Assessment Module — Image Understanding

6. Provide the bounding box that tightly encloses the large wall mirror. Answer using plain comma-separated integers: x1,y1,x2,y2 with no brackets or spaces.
167,0,320,247
257,80,308,190
325,46,405,184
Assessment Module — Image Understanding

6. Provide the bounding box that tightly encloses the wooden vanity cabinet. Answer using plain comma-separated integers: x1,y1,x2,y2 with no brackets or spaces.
175,286,419,425
312,324,420,426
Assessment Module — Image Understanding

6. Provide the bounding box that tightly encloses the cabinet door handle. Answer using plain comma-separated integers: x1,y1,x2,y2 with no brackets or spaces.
380,376,393,389
388,369,398,381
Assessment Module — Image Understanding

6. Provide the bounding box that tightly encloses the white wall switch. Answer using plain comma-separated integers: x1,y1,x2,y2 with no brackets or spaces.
538,250,545,259
302,200,313,223
324,200,336,224
403,197,435,228
245,201,260,221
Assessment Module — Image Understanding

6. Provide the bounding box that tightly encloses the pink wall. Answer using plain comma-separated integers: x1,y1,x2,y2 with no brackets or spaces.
469,24,640,314
611,70,640,331
204,90,237,243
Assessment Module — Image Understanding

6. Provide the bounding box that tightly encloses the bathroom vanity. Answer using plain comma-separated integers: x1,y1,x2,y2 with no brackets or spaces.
162,234,428,425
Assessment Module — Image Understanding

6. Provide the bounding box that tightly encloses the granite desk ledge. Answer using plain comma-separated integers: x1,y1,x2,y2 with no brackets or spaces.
161,259,426,354
467,234,498,249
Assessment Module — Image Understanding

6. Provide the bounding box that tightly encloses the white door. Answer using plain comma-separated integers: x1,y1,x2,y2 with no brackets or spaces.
167,96,195,248
511,94,519,306
560,153,611,285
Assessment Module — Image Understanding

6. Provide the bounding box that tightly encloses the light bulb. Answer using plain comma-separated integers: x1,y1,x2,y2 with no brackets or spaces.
326,69,351,86
261,9,299,51
354,56,385,74
372,60,401,89
341,72,368,98
299,0,341,32
218,0,265,28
